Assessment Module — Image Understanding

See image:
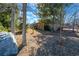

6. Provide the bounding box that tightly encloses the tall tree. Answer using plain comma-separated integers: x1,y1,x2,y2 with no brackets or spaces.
37,4,64,31
11,4,15,34
22,3,27,46
0,3,18,32
37,3,71,47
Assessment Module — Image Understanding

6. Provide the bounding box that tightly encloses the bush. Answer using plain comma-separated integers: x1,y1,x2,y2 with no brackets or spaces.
0,23,10,32
0,23,5,31
44,25,51,31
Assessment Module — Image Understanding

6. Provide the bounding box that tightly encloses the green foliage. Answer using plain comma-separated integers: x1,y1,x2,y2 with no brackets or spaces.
0,23,5,31
37,3,71,26
0,3,18,32
38,19,51,25
0,12,10,32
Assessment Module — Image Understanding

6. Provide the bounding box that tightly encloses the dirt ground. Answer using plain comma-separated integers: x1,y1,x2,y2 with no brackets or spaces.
16,28,79,56
16,28,41,56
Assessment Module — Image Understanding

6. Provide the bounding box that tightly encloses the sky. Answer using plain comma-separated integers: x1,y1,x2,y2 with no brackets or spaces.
17,3,79,24
18,3,39,24
64,3,79,23
27,3,39,24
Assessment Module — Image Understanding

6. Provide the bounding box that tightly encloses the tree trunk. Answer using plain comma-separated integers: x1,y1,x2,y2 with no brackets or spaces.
73,18,75,32
11,7,15,34
73,11,77,32
59,6,64,47
22,3,26,46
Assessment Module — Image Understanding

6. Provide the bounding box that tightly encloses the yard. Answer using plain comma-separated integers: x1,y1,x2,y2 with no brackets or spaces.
16,28,79,56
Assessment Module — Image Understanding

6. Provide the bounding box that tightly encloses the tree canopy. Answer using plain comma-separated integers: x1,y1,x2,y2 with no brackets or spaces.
0,3,18,32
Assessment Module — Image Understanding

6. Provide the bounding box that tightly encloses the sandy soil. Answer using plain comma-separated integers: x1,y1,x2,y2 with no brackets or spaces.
16,28,41,56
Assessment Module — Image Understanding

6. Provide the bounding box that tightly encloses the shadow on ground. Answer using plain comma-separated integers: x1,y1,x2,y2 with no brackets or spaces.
31,29,79,56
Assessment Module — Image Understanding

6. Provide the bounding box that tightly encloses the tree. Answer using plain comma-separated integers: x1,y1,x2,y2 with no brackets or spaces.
11,4,15,34
0,3,18,32
37,4,64,31
22,3,27,46
37,3,71,47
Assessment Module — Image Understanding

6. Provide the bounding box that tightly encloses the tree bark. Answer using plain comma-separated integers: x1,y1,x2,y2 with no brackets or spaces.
73,17,75,32
11,7,15,34
73,11,77,32
22,3,26,46
59,6,64,47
